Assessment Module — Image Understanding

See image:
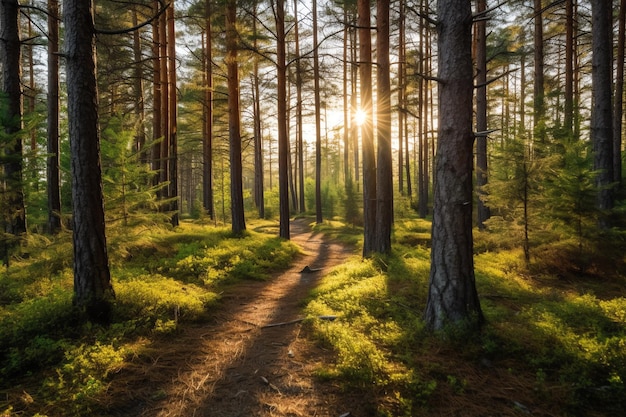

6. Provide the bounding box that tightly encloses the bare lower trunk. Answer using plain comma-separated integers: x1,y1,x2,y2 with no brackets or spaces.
424,0,483,331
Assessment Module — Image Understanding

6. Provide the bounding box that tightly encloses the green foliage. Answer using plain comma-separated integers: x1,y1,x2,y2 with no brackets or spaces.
305,178,341,219
0,221,300,415
343,180,361,226
305,252,436,415
100,116,167,227
306,220,626,415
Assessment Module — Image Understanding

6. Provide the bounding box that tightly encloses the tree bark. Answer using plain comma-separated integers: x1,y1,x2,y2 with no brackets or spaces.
359,0,375,256
203,0,215,219
252,5,264,218
313,0,323,224
591,0,614,219
47,0,62,234
375,0,392,254
533,0,546,146
0,0,27,239
226,0,246,234
132,8,146,164
276,0,290,239
424,0,483,331
343,6,351,186
64,0,114,323
152,1,162,180
167,3,179,226
475,0,490,229
564,0,575,138
398,1,406,196
614,0,626,187
294,0,305,214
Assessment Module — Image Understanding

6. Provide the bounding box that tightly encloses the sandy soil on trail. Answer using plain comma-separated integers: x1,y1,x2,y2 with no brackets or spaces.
106,219,372,417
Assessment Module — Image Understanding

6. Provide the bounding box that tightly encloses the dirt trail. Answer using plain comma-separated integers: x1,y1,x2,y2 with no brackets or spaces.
106,218,370,417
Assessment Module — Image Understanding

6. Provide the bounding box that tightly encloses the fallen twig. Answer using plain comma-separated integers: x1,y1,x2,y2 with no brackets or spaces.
261,315,337,329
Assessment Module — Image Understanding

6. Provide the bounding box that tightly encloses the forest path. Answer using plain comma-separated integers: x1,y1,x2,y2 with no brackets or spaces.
107,218,370,417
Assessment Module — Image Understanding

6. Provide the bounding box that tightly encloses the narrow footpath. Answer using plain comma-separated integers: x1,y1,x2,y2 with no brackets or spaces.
106,218,373,417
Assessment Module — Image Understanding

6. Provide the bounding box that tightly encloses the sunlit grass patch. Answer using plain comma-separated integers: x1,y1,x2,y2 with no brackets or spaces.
114,275,217,325
307,218,626,415
0,221,302,416
305,256,435,414
311,219,362,246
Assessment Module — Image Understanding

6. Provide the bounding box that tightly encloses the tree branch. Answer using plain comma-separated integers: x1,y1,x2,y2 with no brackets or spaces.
96,1,170,35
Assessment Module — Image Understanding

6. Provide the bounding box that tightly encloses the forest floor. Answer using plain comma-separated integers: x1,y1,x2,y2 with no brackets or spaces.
104,218,369,417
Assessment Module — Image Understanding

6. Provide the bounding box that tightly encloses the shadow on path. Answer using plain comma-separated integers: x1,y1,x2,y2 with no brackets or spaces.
105,218,369,417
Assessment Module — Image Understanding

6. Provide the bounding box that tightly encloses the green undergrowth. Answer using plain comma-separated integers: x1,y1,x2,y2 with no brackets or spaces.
0,220,299,416
305,219,626,416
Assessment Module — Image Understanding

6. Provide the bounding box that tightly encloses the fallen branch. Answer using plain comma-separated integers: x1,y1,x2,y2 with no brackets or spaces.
261,315,337,329
260,376,281,393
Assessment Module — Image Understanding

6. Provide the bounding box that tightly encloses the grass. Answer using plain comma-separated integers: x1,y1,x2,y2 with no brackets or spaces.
0,220,299,416
304,218,626,416
2,215,625,416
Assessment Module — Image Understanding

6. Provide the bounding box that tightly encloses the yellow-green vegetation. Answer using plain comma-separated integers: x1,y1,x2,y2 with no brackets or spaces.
305,219,626,416
0,221,299,416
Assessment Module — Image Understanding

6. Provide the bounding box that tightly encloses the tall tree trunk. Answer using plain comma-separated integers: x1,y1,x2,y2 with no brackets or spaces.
313,0,323,224
152,1,162,180
359,0,375,256
0,0,27,239
252,5,264,218
564,0,575,138
294,0,305,214
64,0,114,323
159,7,169,196
226,0,246,234
375,0,392,253
418,0,429,218
398,1,406,195
167,3,179,226
351,25,360,191
47,0,62,234
533,0,546,147
591,0,614,220
132,8,146,163
614,0,626,187
343,6,351,186
276,0,290,239
203,0,215,219
424,0,483,331
475,0,490,229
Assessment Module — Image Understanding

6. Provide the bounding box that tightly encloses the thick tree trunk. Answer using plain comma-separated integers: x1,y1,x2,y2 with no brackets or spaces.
0,0,27,238
47,0,62,234
226,0,246,234
64,0,114,323
358,0,375,256
424,0,483,331
591,0,614,219
375,0,392,253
